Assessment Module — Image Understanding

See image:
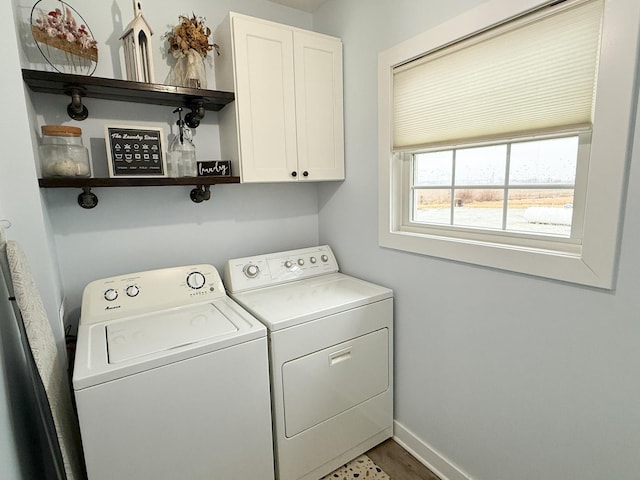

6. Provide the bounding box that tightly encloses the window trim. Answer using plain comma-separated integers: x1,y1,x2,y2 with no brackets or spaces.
378,0,640,289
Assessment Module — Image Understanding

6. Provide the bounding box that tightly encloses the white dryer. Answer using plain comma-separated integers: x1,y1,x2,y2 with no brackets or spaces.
225,246,393,480
73,264,274,480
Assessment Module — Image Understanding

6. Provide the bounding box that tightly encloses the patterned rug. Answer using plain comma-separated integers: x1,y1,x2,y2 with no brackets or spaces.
321,454,391,479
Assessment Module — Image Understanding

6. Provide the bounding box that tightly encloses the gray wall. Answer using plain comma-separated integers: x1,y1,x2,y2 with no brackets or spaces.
315,1,640,480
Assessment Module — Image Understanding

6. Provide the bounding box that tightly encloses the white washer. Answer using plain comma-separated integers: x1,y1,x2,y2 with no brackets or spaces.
73,264,274,480
225,246,393,480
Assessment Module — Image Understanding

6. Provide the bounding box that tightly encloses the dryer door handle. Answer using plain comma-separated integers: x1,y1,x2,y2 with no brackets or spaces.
328,347,352,366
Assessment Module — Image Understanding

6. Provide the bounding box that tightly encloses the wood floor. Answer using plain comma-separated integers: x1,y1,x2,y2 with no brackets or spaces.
366,439,440,480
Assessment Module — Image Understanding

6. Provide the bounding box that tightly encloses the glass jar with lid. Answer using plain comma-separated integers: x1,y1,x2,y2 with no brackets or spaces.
39,125,91,178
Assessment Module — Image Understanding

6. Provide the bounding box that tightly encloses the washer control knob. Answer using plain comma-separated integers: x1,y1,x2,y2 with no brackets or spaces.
186,272,206,290
243,264,260,278
126,285,140,297
321,254,329,263
310,256,317,264
297,258,305,266
104,288,118,301
284,260,293,269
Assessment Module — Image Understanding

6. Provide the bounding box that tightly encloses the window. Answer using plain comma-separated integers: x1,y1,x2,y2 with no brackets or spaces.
403,132,589,248
378,0,640,288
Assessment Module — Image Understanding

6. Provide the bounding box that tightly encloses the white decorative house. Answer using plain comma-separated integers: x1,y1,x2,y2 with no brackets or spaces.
120,1,155,83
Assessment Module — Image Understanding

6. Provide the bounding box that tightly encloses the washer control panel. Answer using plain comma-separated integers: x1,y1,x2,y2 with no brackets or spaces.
81,264,226,325
224,245,339,293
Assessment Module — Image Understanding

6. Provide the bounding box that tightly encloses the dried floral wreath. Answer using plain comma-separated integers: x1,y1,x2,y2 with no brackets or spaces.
32,6,98,61
165,14,220,58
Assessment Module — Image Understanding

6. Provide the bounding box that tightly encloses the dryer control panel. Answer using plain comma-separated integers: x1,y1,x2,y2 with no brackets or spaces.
80,264,226,325
224,245,339,293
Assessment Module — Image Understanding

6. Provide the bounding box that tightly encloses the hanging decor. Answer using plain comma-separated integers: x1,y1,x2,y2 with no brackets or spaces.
165,14,219,89
120,1,155,83
30,0,98,75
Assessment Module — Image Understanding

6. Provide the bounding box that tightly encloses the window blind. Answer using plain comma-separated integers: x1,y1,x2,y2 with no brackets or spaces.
392,0,604,150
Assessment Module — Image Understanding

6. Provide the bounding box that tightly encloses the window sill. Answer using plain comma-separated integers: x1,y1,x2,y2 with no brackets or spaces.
379,228,611,288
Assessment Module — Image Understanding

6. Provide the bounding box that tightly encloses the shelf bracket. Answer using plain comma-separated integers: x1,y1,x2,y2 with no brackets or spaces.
77,186,98,209
65,86,89,121
185,100,206,129
190,184,211,203
69,184,214,207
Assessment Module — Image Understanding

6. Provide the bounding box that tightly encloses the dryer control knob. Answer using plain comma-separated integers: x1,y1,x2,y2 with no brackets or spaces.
297,258,305,266
104,288,118,301
321,255,329,263
243,264,260,278
126,285,140,297
284,260,293,269
186,272,206,290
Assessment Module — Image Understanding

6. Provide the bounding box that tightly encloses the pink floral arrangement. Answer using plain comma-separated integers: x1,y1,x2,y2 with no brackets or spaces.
33,7,97,58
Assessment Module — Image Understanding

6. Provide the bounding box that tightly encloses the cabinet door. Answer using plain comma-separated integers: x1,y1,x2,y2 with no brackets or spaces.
233,17,299,182
294,31,345,181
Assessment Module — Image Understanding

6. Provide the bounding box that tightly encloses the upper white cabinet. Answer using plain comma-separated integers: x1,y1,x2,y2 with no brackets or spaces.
215,13,344,183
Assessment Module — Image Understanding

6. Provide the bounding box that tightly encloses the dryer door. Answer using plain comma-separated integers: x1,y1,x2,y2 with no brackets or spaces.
281,327,389,437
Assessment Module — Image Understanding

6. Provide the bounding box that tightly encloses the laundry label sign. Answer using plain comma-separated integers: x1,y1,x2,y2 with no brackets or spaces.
104,125,166,178
197,161,231,177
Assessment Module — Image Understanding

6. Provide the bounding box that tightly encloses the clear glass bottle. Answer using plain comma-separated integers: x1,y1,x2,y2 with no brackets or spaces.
39,125,91,178
178,125,197,176
166,137,181,177
167,108,197,177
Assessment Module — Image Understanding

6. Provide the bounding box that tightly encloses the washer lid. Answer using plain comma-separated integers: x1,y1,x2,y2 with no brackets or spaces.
106,303,238,364
229,273,392,331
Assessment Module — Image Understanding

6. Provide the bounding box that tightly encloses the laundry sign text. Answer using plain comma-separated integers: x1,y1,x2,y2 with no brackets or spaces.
197,161,232,177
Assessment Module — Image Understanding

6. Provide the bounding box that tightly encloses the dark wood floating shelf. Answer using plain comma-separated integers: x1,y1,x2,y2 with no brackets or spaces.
38,177,240,188
39,177,241,208
22,69,235,111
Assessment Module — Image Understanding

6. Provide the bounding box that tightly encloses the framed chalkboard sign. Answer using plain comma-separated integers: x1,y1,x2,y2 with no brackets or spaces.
104,125,166,177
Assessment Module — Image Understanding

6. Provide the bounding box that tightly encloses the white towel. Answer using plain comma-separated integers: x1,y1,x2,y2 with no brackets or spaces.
7,241,84,480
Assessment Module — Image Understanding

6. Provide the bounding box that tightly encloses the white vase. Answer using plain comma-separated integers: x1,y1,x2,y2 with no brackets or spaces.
169,49,207,89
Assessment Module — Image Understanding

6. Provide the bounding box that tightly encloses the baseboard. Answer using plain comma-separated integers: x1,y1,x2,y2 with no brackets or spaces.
392,420,472,480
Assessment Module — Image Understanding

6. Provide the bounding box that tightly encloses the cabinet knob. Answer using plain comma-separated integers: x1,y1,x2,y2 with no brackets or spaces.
303,171,309,177
291,171,297,177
